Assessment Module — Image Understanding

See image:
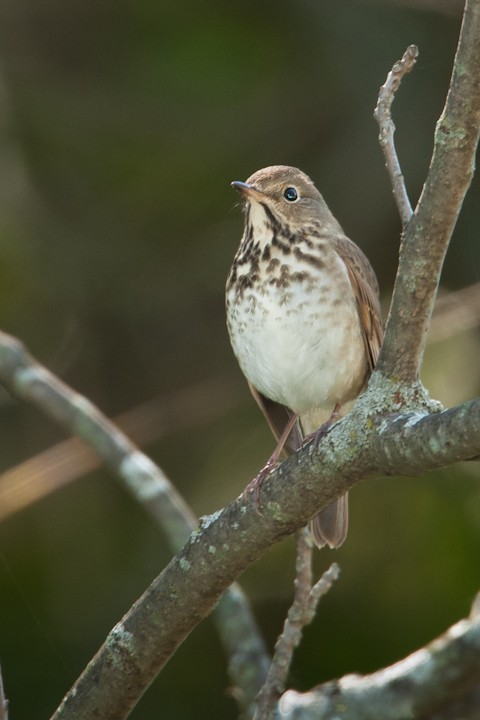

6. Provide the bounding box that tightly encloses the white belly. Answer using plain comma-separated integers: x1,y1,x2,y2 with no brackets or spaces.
227,256,366,415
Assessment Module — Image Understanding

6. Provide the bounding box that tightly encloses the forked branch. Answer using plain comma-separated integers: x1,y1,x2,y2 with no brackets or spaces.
374,44,418,226
376,0,480,383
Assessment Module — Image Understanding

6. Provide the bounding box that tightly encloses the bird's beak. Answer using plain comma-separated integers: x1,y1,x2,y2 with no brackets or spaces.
231,181,266,202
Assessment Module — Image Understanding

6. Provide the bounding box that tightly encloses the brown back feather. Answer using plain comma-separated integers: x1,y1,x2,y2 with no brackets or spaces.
333,235,384,372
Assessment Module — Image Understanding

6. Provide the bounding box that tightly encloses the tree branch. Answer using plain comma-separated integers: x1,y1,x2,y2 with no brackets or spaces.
254,530,339,720
374,44,418,226
0,330,269,718
369,397,480,474
376,0,480,384
46,388,480,720
1,331,479,719
277,611,480,719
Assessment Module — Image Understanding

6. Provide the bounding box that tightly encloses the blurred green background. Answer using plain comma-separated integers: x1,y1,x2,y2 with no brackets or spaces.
0,0,479,717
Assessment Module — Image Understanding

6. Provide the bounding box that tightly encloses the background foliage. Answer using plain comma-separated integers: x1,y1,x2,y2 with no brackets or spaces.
0,0,479,717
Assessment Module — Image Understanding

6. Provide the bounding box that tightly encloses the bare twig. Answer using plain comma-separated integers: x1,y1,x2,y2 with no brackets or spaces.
277,611,480,719
0,330,269,718
254,529,339,720
374,44,419,227
376,0,480,383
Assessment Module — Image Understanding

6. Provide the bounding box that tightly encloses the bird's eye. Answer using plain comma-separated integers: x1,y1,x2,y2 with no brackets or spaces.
283,187,298,202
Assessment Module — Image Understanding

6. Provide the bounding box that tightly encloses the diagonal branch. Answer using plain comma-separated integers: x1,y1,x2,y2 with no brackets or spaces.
0,326,478,719
2,331,480,719
0,330,269,718
47,390,480,720
376,0,480,384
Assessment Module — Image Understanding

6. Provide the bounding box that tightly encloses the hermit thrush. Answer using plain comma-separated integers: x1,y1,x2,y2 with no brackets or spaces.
226,166,383,548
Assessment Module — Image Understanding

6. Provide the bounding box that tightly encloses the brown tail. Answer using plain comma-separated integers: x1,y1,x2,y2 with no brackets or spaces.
310,492,349,549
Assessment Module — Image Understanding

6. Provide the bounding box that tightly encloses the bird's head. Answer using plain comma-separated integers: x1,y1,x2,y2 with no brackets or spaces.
231,165,340,231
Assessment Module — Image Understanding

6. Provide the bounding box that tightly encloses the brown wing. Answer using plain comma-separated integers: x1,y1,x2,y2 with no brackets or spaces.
311,236,381,550
333,235,384,372
248,381,303,455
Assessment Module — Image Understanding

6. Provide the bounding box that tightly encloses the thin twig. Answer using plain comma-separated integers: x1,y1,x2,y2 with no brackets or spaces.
0,330,269,718
374,44,419,227
253,529,340,720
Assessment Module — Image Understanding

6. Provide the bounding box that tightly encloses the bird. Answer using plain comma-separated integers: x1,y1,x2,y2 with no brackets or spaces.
226,165,383,548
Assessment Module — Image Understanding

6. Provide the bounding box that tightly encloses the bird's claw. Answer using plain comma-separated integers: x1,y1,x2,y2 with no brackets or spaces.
243,459,278,514
304,404,342,452
307,423,329,452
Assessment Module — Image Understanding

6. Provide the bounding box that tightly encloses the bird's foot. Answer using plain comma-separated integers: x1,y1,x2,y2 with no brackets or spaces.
304,403,342,453
243,458,279,513
244,410,299,513
303,423,331,452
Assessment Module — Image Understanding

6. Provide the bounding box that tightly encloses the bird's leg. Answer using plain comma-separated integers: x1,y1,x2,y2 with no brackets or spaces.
244,411,299,511
304,402,342,452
